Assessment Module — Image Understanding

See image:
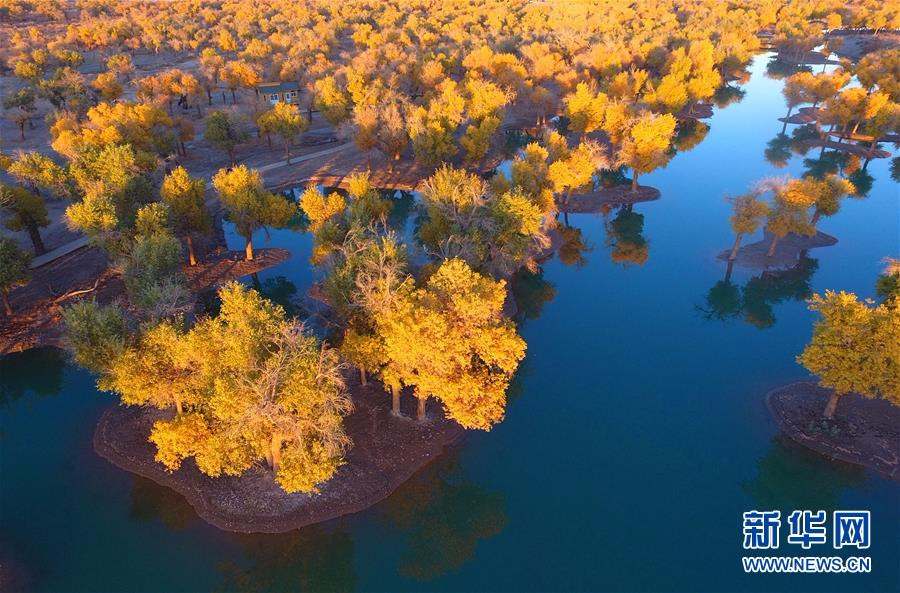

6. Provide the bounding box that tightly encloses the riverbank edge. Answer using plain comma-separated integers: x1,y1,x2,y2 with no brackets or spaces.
765,381,900,481
93,380,465,533
0,247,290,355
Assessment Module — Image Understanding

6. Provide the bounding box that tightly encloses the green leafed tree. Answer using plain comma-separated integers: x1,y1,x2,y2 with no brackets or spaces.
204,110,249,165
0,184,50,255
161,167,212,266
61,300,128,373
257,102,309,160
212,165,294,260
0,236,31,316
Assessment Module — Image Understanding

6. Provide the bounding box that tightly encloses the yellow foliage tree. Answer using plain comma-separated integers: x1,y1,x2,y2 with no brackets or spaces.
617,112,677,191
133,282,355,493
798,291,900,418
378,258,525,428
564,82,607,135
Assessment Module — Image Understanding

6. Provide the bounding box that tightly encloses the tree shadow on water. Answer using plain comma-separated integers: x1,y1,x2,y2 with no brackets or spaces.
129,475,199,531
511,267,557,322
743,435,865,512
698,255,818,329
0,347,65,410
378,453,507,582
217,526,356,593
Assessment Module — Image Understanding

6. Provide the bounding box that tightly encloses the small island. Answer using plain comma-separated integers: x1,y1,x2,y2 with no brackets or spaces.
767,382,900,481
766,282,899,481
95,378,463,533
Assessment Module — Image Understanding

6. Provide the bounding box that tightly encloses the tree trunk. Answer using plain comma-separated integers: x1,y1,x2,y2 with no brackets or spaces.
221,91,227,104
390,383,401,415
231,89,237,104
207,89,213,105
284,138,291,162
417,397,426,421
227,148,235,166
245,235,254,260
2,291,12,316
781,106,792,134
359,365,367,385
724,259,734,283
174,397,183,415
729,234,743,261
810,210,822,226
185,234,197,266
820,124,835,157
766,235,780,257
26,221,46,255
270,434,282,472
19,120,25,140
631,171,639,192
823,390,840,419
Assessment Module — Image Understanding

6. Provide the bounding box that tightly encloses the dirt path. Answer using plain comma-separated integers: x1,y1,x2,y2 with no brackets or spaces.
24,143,355,272
0,246,289,354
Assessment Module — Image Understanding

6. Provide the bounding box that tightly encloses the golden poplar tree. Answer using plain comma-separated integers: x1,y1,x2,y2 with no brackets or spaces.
617,112,677,191
378,258,526,428
798,291,900,418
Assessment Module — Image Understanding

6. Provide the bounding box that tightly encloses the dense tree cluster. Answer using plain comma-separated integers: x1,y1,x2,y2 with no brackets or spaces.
778,48,899,162
64,282,352,493
2,0,895,496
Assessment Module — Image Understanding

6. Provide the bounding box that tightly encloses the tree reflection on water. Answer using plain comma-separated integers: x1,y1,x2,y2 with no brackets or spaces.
743,435,865,512
379,453,507,581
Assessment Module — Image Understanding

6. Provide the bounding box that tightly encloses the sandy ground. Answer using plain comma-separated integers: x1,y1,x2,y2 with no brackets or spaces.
767,382,900,481
719,230,837,271
830,32,900,61
94,374,464,533
561,185,660,213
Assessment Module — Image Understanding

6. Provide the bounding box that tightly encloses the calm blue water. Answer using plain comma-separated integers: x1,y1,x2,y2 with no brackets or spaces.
1,54,898,592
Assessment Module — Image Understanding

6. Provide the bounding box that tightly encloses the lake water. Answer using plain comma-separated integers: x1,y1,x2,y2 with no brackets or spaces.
2,53,898,592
